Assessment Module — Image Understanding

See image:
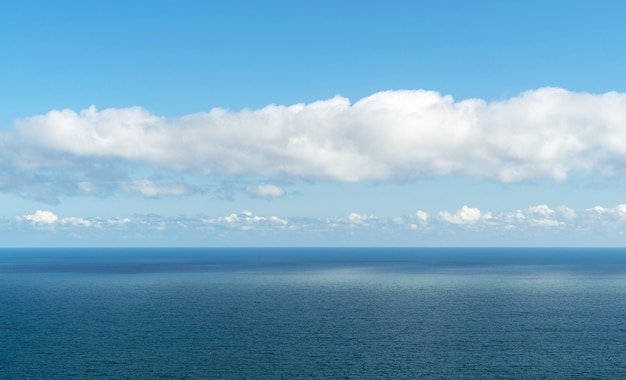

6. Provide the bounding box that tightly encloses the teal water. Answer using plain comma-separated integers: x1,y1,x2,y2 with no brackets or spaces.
1,248,626,378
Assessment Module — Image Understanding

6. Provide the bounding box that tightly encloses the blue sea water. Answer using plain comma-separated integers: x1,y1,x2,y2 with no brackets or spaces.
1,247,626,379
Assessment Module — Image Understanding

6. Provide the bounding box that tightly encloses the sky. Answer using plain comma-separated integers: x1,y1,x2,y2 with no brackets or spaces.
3,0,626,247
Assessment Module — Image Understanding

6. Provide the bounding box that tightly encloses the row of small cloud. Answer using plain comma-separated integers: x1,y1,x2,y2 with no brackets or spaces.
17,210,131,228
15,204,626,232
4,87,626,201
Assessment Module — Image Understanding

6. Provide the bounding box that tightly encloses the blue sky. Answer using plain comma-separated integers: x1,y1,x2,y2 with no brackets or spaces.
3,0,626,246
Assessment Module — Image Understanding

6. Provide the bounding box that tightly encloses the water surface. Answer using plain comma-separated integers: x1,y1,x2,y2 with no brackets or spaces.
1,248,626,378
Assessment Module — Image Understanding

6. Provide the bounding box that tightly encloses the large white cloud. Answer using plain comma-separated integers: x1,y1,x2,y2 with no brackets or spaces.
13,88,626,183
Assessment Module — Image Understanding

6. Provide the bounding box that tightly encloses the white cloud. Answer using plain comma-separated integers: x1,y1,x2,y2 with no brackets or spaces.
14,203,626,243
108,217,132,225
392,217,405,224
246,183,285,198
268,215,288,226
18,211,120,229
60,217,95,228
526,205,555,218
12,88,626,184
204,210,288,229
588,205,609,214
348,212,375,225
587,204,626,219
416,210,429,223
123,179,189,197
558,206,577,220
223,213,240,223
528,218,563,227
438,206,491,225
510,205,564,227
21,210,58,225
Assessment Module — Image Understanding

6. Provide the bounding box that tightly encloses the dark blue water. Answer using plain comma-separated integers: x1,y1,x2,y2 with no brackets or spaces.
1,248,626,379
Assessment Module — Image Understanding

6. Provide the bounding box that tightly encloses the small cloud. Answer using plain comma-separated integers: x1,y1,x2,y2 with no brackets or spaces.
529,218,563,227
268,215,288,226
108,217,132,225
559,206,577,220
246,183,285,198
21,210,58,225
588,205,609,214
525,205,563,227
416,210,429,223
510,205,564,227
586,204,626,221
61,217,94,228
439,206,490,225
123,179,189,197
392,217,405,225
204,210,288,229
526,204,555,218
348,212,375,225
223,213,240,223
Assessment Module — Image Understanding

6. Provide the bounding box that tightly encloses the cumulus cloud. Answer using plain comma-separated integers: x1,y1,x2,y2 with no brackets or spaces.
21,210,58,225
416,210,429,223
347,212,376,226
12,88,626,184
587,204,626,219
558,206,577,220
588,205,609,214
507,205,564,227
439,206,491,225
246,183,285,198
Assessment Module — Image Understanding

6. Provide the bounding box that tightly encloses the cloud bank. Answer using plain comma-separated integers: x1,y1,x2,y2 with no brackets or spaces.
12,87,626,186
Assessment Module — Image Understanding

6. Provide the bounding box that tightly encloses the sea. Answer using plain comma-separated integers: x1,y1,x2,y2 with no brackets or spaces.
1,247,626,379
